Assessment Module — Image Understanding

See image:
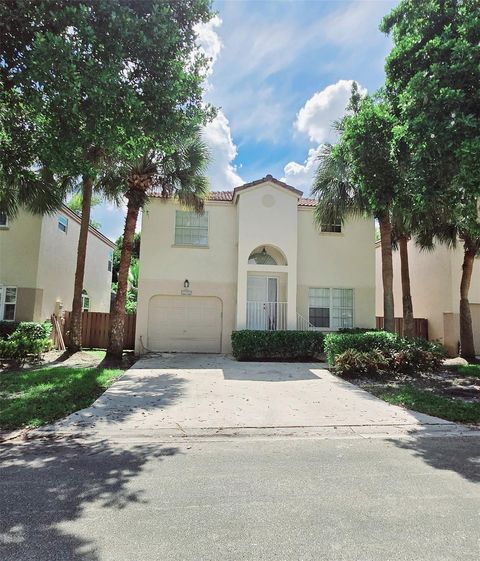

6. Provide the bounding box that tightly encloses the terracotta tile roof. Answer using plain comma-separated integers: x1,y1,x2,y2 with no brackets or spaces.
207,191,234,201
150,176,316,207
233,174,303,198
298,197,316,206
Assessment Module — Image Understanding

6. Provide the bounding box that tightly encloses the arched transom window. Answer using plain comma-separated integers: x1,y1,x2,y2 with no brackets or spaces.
248,248,277,265
248,245,288,266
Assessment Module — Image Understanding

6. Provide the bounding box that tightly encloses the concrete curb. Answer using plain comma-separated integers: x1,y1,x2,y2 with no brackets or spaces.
15,422,480,444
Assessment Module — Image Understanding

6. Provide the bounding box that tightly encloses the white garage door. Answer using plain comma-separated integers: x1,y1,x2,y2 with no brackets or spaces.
148,295,222,353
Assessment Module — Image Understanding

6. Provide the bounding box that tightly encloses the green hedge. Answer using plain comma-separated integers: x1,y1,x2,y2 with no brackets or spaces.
0,321,52,362
231,330,324,361
324,330,446,377
324,330,445,366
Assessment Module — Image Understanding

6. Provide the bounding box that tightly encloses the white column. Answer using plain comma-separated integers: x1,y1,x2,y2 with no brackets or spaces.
236,255,248,330
287,265,297,330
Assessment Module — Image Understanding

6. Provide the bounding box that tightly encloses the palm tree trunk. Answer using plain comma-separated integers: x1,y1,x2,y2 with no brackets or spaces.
106,196,140,360
459,243,476,360
68,175,93,352
379,217,395,333
399,235,414,338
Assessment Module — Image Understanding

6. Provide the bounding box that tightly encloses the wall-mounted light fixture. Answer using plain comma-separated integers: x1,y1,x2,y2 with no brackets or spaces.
184,279,190,289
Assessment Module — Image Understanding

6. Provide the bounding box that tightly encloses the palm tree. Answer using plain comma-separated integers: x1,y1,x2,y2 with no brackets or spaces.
105,134,210,360
391,210,414,338
0,173,70,219
416,201,480,360
312,144,396,332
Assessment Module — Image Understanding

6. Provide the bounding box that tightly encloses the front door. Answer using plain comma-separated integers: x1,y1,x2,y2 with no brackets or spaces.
247,276,278,330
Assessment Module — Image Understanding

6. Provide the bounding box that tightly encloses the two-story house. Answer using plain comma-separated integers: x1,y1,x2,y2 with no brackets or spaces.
135,175,375,354
0,205,115,322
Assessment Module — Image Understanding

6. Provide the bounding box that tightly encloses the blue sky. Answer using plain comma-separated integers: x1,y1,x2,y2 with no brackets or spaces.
93,0,397,240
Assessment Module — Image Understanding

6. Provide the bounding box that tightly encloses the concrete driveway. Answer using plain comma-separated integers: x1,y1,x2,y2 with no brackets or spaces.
39,353,468,440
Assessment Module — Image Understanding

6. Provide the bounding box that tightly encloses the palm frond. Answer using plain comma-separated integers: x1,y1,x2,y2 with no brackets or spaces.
311,144,368,227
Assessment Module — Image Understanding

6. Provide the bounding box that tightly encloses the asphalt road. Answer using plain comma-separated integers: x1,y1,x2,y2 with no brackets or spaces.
1,433,479,561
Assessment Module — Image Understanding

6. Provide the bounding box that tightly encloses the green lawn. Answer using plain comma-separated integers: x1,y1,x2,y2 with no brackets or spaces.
366,384,480,424
448,364,480,378
0,365,123,430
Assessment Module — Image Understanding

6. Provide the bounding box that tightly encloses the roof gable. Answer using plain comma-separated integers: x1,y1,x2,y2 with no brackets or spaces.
233,174,303,200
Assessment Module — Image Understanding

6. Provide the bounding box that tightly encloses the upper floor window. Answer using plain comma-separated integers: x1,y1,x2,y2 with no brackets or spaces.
58,215,68,233
0,286,17,321
0,213,8,228
320,221,342,233
174,210,208,246
81,289,90,312
107,250,113,272
309,287,353,329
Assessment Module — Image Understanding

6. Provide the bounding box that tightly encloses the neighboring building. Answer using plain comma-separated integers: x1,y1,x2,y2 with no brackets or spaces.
375,240,480,355
0,205,115,322
136,175,375,354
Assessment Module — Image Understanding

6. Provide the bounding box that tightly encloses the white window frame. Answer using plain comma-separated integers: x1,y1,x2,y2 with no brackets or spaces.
0,286,17,321
58,215,68,233
308,287,354,330
107,250,113,272
0,213,8,228
174,210,209,247
81,290,90,312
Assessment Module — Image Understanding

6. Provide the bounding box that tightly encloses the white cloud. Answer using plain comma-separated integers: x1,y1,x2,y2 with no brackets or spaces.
203,111,243,190
282,145,324,193
195,15,223,77
195,17,243,190
321,1,395,47
295,79,367,144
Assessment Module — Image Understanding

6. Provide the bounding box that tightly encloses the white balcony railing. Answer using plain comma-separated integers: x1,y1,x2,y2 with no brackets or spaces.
246,301,287,331
296,312,317,331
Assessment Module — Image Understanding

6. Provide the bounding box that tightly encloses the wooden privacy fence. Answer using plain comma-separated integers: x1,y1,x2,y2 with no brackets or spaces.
376,316,429,340
62,311,136,350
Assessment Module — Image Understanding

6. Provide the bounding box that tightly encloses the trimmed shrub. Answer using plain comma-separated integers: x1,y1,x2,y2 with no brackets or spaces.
335,349,390,378
326,330,446,378
231,330,324,361
13,322,52,340
0,321,52,362
0,321,18,340
324,331,445,366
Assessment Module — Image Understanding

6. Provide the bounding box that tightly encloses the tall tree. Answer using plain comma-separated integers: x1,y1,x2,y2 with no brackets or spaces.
67,191,102,229
105,134,210,359
381,0,480,358
1,0,214,352
314,91,401,333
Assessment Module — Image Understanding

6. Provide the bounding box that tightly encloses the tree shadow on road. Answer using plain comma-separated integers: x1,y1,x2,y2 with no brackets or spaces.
388,433,480,483
0,439,180,561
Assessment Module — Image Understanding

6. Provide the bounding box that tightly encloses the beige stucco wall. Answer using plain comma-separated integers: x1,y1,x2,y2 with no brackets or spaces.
1,207,113,322
0,209,42,289
375,240,480,351
36,209,114,320
136,198,238,353
298,210,375,328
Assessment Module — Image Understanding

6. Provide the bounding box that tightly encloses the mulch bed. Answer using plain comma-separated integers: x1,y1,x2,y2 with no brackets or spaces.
352,367,480,404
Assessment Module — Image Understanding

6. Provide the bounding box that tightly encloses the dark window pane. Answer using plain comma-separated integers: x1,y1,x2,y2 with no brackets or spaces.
321,223,342,233
4,304,15,321
309,307,329,328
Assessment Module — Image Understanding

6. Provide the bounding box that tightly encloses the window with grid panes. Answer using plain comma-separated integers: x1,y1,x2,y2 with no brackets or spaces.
174,210,208,246
308,288,353,329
